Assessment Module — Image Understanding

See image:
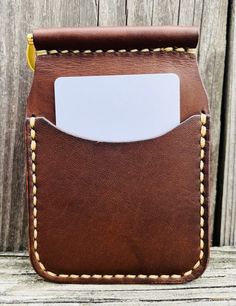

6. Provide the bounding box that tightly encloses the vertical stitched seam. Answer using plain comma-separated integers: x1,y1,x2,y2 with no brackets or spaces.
30,117,46,272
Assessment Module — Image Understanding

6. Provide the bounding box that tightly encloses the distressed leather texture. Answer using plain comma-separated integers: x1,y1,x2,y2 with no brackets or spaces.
25,26,210,284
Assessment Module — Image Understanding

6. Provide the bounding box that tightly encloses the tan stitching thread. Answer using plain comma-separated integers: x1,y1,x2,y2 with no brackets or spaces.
29,113,206,280
36,47,196,56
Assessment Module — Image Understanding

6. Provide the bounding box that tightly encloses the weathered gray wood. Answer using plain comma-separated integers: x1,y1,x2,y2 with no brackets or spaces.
0,0,99,251
198,1,228,242
99,0,126,26
152,0,180,25
0,0,27,252
220,0,236,246
126,0,153,25
0,247,236,304
0,0,230,250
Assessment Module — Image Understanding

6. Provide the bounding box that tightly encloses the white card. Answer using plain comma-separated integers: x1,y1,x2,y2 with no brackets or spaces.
54,73,180,142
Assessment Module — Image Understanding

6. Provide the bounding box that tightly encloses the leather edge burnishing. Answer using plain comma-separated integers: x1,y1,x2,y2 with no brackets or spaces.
27,113,208,284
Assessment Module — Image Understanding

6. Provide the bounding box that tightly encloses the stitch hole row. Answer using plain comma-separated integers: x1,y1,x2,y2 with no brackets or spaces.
199,112,206,259
36,47,196,56
30,117,42,270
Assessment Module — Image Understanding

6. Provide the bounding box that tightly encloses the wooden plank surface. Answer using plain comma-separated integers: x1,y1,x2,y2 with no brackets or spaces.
0,247,236,304
198,1,228,240
220,0,236,246
0,0,229,250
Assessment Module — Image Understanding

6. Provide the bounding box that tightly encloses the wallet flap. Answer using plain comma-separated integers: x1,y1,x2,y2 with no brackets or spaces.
27,26,208,123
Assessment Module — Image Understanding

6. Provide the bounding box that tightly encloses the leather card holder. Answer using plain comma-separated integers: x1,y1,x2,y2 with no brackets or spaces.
25,26,210,284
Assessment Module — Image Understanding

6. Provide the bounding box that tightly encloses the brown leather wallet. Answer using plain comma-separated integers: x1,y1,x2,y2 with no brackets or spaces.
25,26,210,284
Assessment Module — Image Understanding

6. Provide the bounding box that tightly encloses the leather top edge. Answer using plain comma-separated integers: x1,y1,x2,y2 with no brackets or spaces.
33,26,199,51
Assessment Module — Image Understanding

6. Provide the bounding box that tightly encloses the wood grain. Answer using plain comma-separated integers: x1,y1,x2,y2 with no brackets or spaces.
0,0,231,250
198,1,228,241
99,0,126,26
0,247,236,304
220,0,236,246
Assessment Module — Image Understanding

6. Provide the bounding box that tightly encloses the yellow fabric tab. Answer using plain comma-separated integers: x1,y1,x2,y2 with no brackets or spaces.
26,34,35,71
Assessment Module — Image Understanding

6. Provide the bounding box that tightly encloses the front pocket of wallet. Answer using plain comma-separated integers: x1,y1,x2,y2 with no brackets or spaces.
26,114,209,282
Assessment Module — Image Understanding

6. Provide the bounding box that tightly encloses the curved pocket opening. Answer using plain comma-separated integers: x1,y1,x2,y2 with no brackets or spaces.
28,114,202,143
